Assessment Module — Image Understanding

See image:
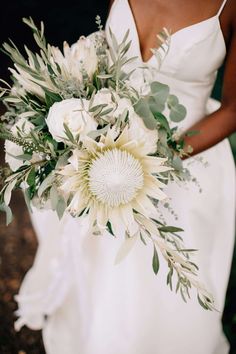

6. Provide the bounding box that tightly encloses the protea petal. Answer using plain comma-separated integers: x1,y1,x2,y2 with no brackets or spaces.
145,175,168,201
132,193,158,218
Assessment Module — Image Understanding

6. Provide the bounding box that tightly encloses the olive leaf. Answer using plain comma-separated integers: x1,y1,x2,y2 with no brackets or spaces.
38,172,55,197
0,203,13,225
4,178,17,206
152,244,160,275
50,185,59,210
56,196,67,219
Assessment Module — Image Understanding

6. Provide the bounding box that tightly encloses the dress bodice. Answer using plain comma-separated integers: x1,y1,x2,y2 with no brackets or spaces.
105,0,228,130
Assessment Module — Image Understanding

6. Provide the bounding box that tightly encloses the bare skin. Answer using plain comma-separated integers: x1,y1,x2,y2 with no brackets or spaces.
108,0,236,157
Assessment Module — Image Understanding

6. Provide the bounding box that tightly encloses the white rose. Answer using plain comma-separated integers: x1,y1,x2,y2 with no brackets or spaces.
46,98,98,143
113,97,134,118
93,88,114,107
92,88,116,122
129,111,158,154
110,95,158,153
5,118,35,171
128,68,152,95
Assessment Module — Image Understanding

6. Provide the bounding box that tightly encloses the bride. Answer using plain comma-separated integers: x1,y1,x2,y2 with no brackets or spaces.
15,0,236,353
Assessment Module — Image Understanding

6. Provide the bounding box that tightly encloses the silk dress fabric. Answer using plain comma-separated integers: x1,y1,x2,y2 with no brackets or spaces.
15,0,236,353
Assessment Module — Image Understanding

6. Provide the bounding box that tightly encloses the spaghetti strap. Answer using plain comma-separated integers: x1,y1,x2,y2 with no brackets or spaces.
217,0,228,16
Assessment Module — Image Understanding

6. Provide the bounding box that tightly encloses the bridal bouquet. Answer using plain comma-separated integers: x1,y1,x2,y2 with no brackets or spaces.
0,17,213,310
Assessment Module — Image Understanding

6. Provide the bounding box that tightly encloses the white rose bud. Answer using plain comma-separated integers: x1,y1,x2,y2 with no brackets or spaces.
46,98,98,143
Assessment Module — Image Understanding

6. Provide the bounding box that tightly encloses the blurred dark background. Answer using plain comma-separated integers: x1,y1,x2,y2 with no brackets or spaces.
0,1,235,353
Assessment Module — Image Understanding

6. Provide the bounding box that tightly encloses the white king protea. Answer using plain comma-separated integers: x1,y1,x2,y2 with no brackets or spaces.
58,126,171,238
51,35,98,82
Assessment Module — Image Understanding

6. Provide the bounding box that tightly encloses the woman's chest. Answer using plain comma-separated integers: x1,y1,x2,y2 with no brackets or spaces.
128,0,230,62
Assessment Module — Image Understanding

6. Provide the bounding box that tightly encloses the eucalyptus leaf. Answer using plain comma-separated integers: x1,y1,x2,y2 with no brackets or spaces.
172,156,183,171
134,98,157,130
169,103,187,122
150,81,169,112
152,111,171,134
167,94,179,107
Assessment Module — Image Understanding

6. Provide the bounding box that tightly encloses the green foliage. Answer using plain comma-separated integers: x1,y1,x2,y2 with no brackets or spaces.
152,245,160,275
0,17,210,312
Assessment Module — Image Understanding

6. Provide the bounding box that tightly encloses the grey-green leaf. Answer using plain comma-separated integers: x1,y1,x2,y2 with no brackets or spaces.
56,197,66,219
27,168,36,187
167,94,179,107
152,111,171,134
38,172,55,197
172,156,183,171
158,226,184,233
50,185,59,210
0,203,13,225
169,103,187,122
24,187,32,213
4,179,17,206
152,245,160,275
134,98,157,130
150,81,170,112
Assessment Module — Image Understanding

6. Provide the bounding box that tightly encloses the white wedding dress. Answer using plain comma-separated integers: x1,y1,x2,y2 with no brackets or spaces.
15,0,236,353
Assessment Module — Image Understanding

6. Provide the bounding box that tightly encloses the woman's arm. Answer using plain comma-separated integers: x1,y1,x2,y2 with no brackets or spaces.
183,7,236,157
108,0,115,12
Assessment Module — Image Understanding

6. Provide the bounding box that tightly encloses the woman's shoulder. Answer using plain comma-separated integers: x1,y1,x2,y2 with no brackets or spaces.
221,0,236,48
